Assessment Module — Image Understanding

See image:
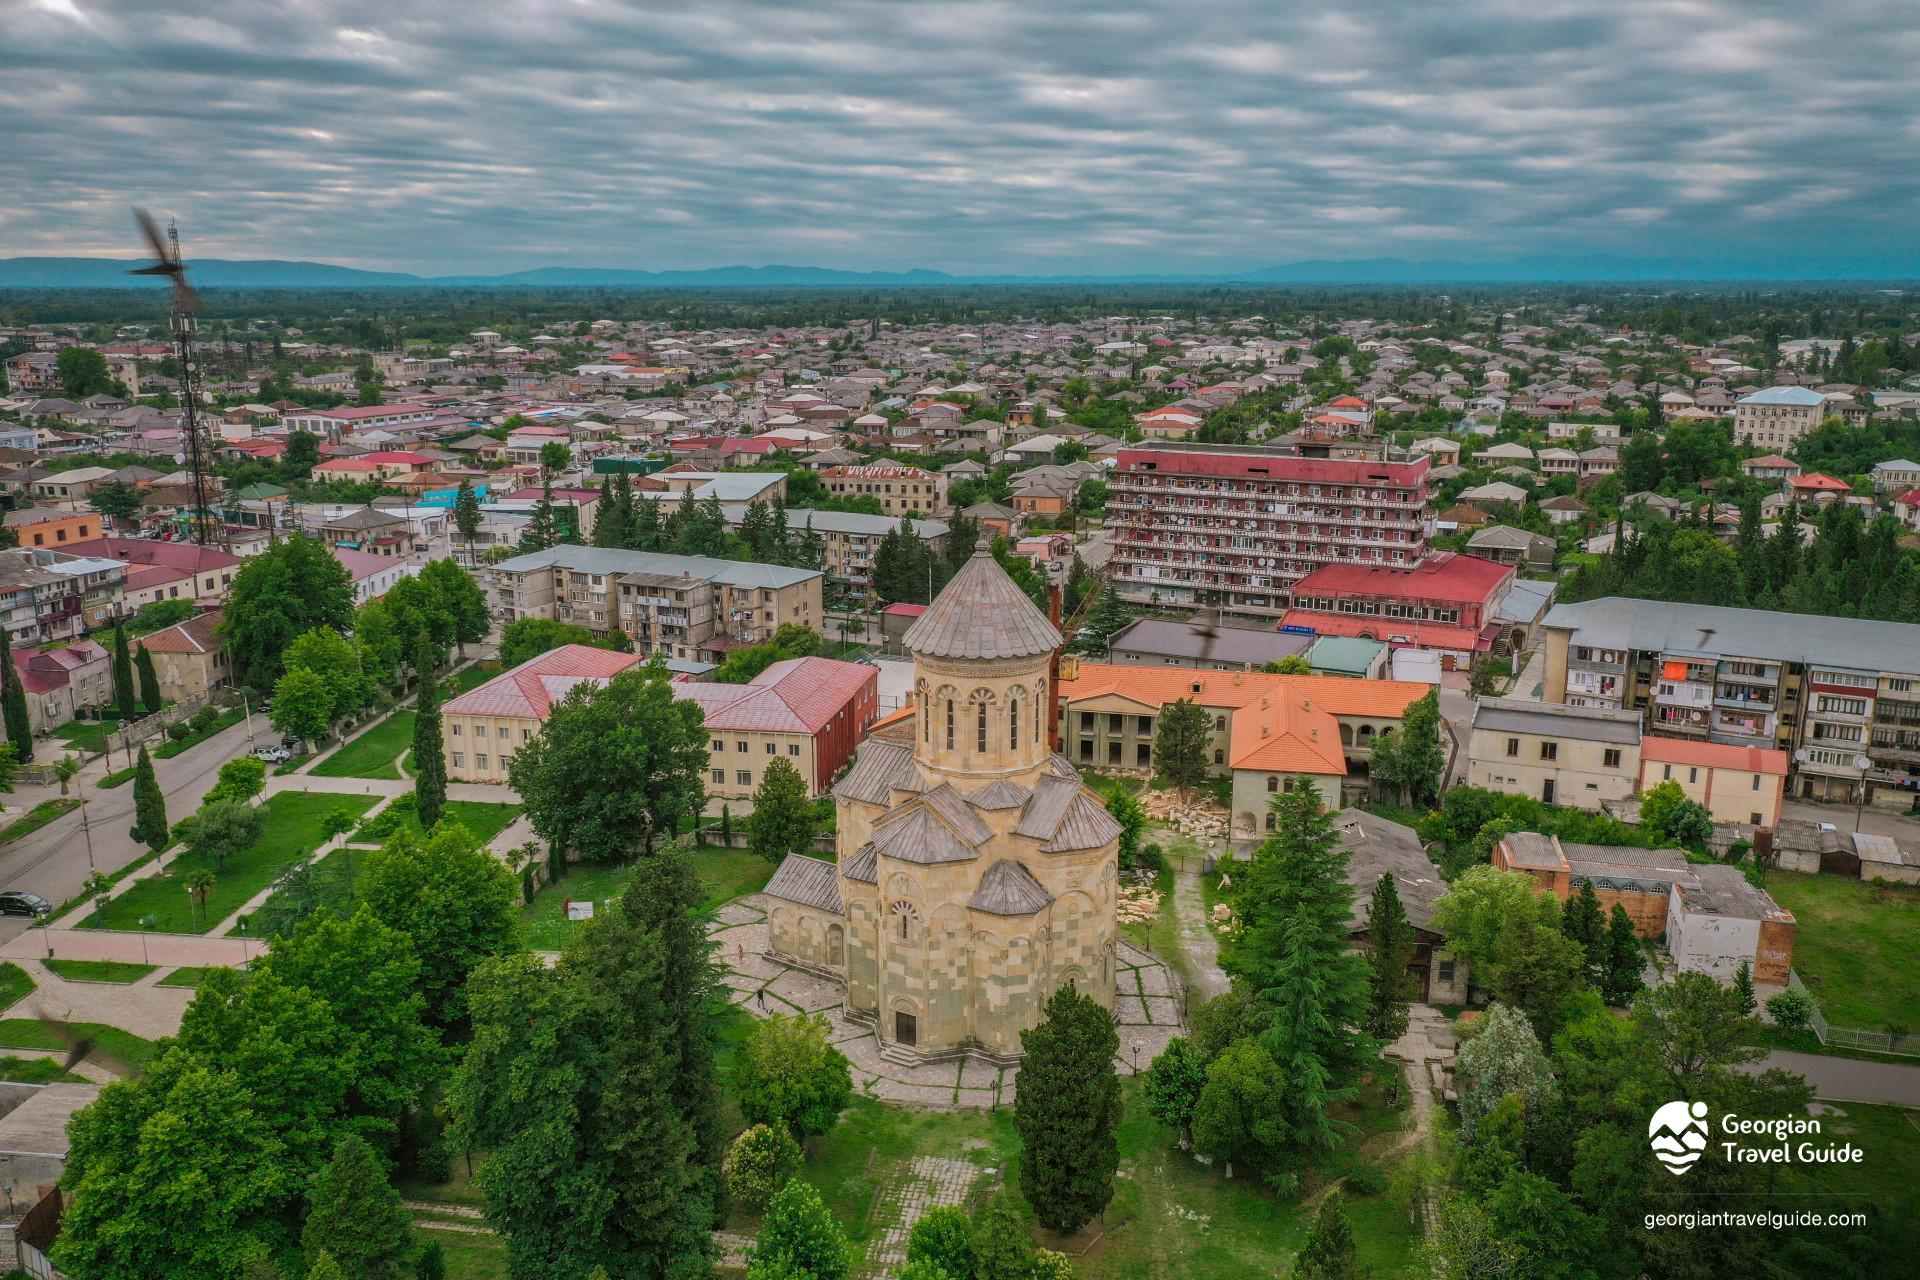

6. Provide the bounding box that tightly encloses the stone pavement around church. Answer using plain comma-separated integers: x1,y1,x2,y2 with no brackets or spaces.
709,894,1185,1109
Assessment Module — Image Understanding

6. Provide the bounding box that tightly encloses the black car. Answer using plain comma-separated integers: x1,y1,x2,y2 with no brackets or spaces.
0,892,51,919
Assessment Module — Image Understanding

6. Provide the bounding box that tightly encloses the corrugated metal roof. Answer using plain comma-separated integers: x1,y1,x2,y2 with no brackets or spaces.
900,541,1061,661
442,643,642,719
969,860,1054,916
764,854,844,914
1542,596,1920,677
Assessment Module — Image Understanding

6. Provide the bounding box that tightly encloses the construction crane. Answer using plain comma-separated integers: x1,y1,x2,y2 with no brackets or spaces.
129,209,220,546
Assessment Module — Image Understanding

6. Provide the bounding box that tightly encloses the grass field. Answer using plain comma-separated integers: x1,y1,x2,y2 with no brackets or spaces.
54,717,130,755
0,1055,86,1084
0,963,32,1011
419,1228,508,1280
0,1019,157,1071
1767,871,1920,1032
311,711,417,779
156,966,227,989
43,959,156,984
449,662,502,694
517,844,776,951
0,798,80,845
81,791,379,934
378,799,521,847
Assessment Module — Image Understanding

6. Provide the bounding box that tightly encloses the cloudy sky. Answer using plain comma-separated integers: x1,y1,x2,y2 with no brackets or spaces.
3,0,1916,276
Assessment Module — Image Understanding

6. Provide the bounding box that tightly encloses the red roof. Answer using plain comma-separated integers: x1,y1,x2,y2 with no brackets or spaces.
362,450,435,465
674,656,875,734
1327,395,1369,408
443,644,643,719
1640,735,1789,776
1115,447,1428,486
1277,609,1490,652
1289,552,1513,607
1788,473,1850,492
880,603,928,617
1894,488,1920,506
307,404,429,420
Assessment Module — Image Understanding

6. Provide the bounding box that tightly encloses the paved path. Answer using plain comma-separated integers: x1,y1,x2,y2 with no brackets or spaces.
1,927,260,969
1751,1049,1920,1106
3,956,195,1040
1169,861,1229,1001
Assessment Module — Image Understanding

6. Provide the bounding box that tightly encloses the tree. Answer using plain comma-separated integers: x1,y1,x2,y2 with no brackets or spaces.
90,481,145,527
110,621,136,716
55,1063,289,1280
0,623,33,763
271,667,336,746
1264,654,1313,675
1732,959,1756,1016
1362,871,1417,1044
497,616,599,669
307,1252,346,1280
724,1123,803,1213
358,821,519,1032
1485,895,1588,1041
1467,655,1504,697
452,477,483,562
1368,689,1445,808
1600,902,1644,1005
1143,1036,1208,1148
1637,778,1712,850
176,798,265,871
1105,786,1146,869
416,559,490,656
1191,1036,1290,1176
1014,983,1121,1232
1432,865,1541,974
1766,987,1815,1034
1633,971,1764,1088
1081,585,1132,647
135,642,163,713
301,1133,414,1280
749,758,818,863
412,639,446,832
1152,697,1213,794
129,745,168,850
206,756,267,807
56,345,115,397
905,1206,977,1280
285,429,321,480
509,660,709,864
1294,1190,1357,1280
735,1012,854,1138
1228,782,1373,1160
1560,879,1606,984
283,627,372,725
223,534,355,690
1417,1196,1528,1280
1454,1003,1556,1143
185,870,215,928
971,1191,1043,1280
748,1178,849,1280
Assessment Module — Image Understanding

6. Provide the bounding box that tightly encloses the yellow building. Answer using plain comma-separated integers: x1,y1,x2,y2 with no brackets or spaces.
1465,697,1643,810
1637,737,1789,828
762,540,1120,1060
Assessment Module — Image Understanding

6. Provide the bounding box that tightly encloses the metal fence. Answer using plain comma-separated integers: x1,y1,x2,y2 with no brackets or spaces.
1788,968,1920,1057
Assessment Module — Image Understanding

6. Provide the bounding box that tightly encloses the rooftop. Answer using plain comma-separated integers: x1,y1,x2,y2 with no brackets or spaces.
1543,596,1920,677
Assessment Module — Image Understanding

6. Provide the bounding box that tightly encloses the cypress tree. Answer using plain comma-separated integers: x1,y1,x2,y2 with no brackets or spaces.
1014,983,1121,1232
135,643,163,714
1362,871,1416,1043
110,622,136,717
301,1133,414,1280
0,625,30,763
1561,879,1607,982
629,487,664,551
129,746,168,851
1601,903,1645,1005
1733,959,1756,1016
1295,1189,1357,1280
412,638,446,831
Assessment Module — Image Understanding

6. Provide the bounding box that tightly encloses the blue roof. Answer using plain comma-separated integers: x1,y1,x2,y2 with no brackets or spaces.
1737,386,1825,406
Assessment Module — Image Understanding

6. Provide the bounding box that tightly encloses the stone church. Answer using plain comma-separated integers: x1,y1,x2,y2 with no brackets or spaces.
762,541,1121,1061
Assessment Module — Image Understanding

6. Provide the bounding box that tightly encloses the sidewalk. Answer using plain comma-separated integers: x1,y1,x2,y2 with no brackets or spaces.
1,927,261,969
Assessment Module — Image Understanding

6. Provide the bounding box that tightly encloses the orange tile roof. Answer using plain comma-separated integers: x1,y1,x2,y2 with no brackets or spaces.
1640,734,1789,776
1057,664,1428,777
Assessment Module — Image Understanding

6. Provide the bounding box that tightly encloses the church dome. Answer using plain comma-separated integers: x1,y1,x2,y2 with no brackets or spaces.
901,539,1062,661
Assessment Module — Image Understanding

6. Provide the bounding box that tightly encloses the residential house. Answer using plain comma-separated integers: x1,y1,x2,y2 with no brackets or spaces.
1636,736,1789,829
1466,697,1643,809
135,610,231,703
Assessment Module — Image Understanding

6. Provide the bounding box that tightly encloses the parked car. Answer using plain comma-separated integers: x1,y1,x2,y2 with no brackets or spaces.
253,745,292,764
0,891,52,919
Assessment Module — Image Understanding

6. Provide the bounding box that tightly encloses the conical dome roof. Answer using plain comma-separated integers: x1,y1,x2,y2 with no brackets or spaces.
902,538,1062,661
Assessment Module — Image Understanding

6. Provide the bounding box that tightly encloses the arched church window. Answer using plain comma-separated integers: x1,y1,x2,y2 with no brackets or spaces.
890,899,920,943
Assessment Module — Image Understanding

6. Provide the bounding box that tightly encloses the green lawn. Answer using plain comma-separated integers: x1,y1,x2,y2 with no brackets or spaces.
152,707,247,759
518,844,776,951
1767,872,1920,1032
55,717,130,755
418,1227,508,1280
43,959,157,984
362,799,521,848
449,662,502,694
80,791,379,934
0,963,32,1011
310,711,417,779
156,966,228,989
0,1019,157,1072
0,798,80,845
0,1055,86,1084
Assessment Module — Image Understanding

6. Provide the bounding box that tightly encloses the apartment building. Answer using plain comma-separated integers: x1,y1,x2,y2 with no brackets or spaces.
2,511,103,550
1106,442,1434,622
69,538,240,608
1465,698,1644,810
280,403,444,440
1637,737,1789,828
787,511,948,593
1732,386,1829,449
819,465,947,517
440,644,874,797
1542,597,1920,806
1279,552,1515,665
489,545,822,662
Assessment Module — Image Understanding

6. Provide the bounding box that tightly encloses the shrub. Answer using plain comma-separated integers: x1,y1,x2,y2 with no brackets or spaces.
1766,987,1816,1033
166,722,190,741
723,1123,802,1213
190,707,220,732
1342,1162,1388,1196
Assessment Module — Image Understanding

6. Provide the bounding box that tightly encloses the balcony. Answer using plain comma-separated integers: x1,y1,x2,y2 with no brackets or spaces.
1715,689,1776,710
1568,654,1626,674
1716,665,1780,686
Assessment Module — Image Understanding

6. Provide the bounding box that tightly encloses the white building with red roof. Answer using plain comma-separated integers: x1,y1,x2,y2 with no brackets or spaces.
1280,552,1517,666
440,645,876,798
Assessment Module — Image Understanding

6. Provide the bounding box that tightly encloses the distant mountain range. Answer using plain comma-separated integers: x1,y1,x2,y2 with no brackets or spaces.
2,253,1915,290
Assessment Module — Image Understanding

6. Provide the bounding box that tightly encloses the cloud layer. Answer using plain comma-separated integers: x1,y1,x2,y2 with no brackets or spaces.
4,0,1916,275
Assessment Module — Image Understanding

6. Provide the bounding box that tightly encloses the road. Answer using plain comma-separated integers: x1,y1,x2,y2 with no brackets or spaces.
0,716,261,945
1753,1050,1920,1107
